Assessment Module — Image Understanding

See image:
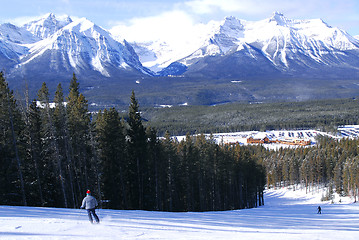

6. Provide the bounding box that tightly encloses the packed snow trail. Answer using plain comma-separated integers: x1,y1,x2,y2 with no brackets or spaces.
1,187,359,239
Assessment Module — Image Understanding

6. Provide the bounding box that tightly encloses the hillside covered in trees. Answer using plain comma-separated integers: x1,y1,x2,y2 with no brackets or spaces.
140,98,359,136
261,137,359,202
0,72,265,211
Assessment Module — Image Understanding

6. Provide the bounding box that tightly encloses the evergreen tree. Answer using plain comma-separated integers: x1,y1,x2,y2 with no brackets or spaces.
95,108,127,209
54,83,77,207
126,91,147,209
66,73,92,205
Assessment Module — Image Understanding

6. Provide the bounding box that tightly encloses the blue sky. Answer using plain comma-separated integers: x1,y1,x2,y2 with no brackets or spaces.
1,0,359,36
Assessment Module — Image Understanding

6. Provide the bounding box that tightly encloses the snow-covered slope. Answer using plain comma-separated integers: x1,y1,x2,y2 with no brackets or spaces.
0,23,40,45
1,187,358,240
0,23,39,68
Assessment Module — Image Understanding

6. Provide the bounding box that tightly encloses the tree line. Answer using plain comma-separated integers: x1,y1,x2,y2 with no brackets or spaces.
140,98,359,136
0,72,265,211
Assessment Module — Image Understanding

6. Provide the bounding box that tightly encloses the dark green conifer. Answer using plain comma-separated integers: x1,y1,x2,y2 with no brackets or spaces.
96,108,127,209
66,73,92,205
126,91,147,209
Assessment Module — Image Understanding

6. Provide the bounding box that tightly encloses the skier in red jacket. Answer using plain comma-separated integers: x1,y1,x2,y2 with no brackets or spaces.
80,190,100,223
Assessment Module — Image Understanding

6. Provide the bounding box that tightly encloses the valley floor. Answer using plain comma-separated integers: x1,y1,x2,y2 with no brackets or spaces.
1,187,359,240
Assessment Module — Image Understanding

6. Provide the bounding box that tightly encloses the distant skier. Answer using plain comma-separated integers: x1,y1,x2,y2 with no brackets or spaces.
317,206,321,214
80,190,100,223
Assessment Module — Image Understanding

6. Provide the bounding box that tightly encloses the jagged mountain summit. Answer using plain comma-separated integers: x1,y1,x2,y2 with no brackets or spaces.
23,13,73,39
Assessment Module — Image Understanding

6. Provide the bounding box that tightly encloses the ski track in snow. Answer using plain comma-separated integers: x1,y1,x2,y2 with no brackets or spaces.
1,187,359,239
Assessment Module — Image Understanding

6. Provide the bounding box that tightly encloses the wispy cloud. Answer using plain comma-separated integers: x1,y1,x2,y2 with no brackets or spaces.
5,15,43,26
184,0,258,14
183,0,347,15
111,10,198,43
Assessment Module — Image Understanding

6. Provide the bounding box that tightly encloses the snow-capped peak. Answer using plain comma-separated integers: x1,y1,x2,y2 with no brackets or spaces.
199,16,245,56
220,16,244,38
23,13,72,39
64,17,94,32
268,12,290,26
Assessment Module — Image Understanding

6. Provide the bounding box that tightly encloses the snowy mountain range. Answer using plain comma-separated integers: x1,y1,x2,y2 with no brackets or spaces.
123,12,359,78
1,12,359,106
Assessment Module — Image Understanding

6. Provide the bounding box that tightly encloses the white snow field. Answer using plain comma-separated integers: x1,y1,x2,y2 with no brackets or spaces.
1,187,359,240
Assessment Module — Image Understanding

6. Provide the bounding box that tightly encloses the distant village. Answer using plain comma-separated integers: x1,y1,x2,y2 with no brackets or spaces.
175,125,359,149
246,132,311,146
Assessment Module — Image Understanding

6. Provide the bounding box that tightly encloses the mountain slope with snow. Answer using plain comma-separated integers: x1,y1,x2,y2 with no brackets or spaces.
1,187,358,240
0,23,39,68
0,23,39,45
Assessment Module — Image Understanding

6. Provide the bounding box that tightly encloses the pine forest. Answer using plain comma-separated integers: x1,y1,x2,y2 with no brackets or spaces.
0,72,265,211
